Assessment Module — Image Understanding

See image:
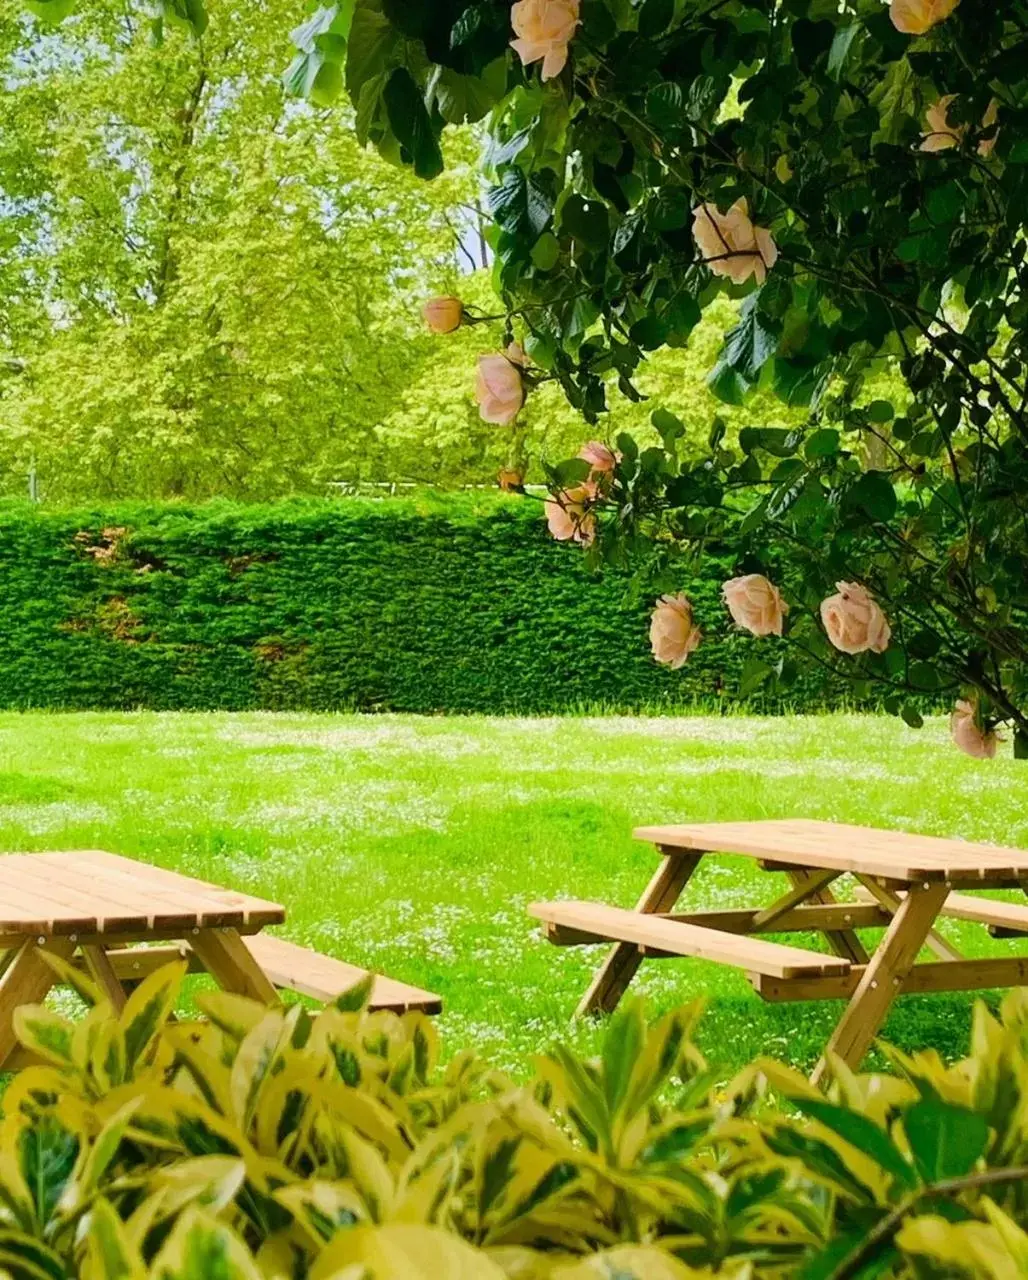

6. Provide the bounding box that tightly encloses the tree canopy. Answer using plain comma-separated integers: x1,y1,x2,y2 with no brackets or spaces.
16,0,1028,754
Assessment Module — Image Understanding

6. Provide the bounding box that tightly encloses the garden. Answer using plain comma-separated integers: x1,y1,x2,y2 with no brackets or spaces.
0,0,1027,1275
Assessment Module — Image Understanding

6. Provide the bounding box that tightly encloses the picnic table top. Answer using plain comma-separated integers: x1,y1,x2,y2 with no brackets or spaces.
0,850,285,938
634,819,1028,885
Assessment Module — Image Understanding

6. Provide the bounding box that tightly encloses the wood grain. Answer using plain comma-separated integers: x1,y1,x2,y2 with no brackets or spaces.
635,820,1028,884
530,901,852,978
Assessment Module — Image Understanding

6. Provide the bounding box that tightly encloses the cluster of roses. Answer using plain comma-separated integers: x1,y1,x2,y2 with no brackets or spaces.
422,0,998,756
651,580,997,760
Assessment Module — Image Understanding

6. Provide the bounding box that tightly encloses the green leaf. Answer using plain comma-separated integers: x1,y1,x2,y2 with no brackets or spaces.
845,472,897,523
739,658,773,696
1015,731,1028,761
345,0,399,102
792,1098,917,1192
531,232,560,270
866,400,894,423
23,0,77,22
827,22,860,80
383,69,444,180
708,296,778,405
488,169,552,239
805,428,839,460
903,1100,989,1183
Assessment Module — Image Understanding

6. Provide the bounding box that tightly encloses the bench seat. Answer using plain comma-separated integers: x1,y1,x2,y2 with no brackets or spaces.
854,886,1028,936
77,937,442,1015
243,934,442,1014
529,901,851,979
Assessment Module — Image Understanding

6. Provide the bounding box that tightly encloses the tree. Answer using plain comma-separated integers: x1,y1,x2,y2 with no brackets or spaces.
270,0,1026,758
0,0,485,498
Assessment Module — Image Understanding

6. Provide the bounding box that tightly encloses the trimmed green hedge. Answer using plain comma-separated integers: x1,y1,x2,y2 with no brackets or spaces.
0,497,843,713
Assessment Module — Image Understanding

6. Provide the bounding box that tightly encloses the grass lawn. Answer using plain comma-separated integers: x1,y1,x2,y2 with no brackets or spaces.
0,710,1026,1078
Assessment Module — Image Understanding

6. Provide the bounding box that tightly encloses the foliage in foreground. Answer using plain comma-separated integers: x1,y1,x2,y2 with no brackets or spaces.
2,956,1027,1278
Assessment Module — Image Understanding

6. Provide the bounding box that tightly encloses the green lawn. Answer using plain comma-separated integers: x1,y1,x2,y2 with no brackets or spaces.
0,710,1025,1078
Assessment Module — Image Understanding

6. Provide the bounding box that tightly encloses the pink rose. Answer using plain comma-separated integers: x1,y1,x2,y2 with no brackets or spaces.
475,353,525,425
820,582,892,655
921,96,999,156
578,440,618,480
920,95,964,152
650,594,702,669
422,296,464,334
545,486,596,545
722,574,788,638
951,700,999,760
505,340,531,368
692,198,778,286
890,0,960,35
510,0,580,82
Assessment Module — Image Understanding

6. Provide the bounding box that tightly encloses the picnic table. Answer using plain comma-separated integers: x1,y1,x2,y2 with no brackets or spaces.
529,820,1028,1082
0,849,440,1071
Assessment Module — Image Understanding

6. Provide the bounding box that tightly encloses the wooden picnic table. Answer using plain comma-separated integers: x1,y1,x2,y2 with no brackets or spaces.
529,820,1028,1083
0,849,440,1070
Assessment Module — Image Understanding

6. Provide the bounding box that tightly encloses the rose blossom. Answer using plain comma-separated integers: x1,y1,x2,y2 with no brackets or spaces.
820,582,892,655
545,486,595,545
950,700,999,760
475,353,524,425
920,95,964,152
919,96,997,155
505,340,530,367
422,296,464,334
692,198,778,286
890,0,960,35
722,574,788,638
510,0,580,82
650,594,702,669
579,440,618,480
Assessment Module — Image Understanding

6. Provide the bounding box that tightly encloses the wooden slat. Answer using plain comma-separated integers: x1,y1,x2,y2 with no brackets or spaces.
82,945,128,1012
244,934,443,1014
576,852,702,1018
530,902,851,978
855,885,1028,935
191,928,282,1005
755,955,1028,1001
0,852,285,937
750,870,841,931
787,870,869,966
71,945,201,980
855,876,962,963
813,882,950,1083
635,821,1028,885
546,902,890,946
67,852,284,930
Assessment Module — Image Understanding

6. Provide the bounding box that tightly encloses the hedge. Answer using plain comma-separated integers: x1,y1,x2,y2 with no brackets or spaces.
0,496,848,714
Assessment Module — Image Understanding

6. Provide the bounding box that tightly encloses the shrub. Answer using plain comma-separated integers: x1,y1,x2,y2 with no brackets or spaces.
2,955,1027,1278
0,496,859,715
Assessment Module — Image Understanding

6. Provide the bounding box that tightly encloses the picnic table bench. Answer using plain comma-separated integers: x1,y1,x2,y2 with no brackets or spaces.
0,849,441,1071
529,820,1028,1083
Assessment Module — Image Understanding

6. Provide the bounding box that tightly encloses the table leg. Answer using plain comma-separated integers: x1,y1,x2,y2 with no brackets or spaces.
82,944,128,1012
0,937,76,1070
812,882,949,1087
857,877,962,963
787,871,869,965
191,928,281,1005
576,852,702,1018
